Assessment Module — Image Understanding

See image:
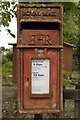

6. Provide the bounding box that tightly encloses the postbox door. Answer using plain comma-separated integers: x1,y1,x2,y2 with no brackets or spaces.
23,49,59,111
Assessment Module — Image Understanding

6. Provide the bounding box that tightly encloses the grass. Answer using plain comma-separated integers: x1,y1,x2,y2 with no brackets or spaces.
72,71,80,80
63,79,74,88
2,60,12,86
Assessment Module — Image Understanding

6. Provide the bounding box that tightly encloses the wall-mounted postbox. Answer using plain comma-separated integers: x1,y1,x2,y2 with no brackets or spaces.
17,3,63,114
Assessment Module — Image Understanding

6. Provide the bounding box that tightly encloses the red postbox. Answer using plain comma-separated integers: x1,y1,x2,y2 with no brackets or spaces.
17,3,63,114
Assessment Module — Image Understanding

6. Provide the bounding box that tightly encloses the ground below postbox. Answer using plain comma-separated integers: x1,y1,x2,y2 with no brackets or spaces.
2,83,74,119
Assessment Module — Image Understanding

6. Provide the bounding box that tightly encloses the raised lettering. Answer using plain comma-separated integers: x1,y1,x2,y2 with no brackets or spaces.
28,33,53,45
29,35,36,45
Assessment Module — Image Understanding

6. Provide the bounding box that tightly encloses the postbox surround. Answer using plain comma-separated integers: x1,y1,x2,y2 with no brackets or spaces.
17,3,63,114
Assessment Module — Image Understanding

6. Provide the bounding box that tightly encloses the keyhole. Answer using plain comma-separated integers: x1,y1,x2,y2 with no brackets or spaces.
27,78,29,81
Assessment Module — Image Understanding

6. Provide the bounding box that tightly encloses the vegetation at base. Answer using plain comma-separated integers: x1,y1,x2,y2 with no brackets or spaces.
63,69,80,88
2,61,12,79
1,47,13,85
63,78,72,88
63,70,72,88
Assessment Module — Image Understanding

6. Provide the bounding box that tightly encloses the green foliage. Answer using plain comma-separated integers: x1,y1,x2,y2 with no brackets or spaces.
72,60,79,71
63,79,70,87
63,2,79,46
76,2,80,68
1,0,17,37
2,55,7,64
0,46,5,53
63,70,73,87
2,48,13,85
2,61,12,78
63,70,71,79
2,61,12,85
6,50,12,61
